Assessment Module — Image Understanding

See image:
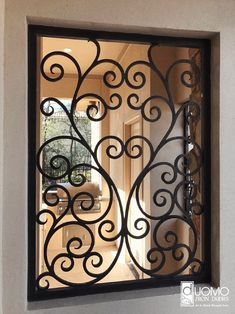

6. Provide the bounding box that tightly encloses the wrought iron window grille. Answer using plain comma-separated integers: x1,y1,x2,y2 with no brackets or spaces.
28,26,211,301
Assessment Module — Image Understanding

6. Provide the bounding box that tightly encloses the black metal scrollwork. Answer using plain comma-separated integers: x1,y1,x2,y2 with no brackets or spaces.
36,39,203,289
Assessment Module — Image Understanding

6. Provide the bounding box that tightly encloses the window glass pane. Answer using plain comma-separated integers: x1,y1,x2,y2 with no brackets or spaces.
29,31,209,296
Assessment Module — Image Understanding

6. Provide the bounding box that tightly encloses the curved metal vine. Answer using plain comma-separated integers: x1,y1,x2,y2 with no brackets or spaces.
36,39,203,289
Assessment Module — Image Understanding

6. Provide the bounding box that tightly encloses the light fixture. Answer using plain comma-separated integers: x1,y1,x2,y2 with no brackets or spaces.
63,48,72,53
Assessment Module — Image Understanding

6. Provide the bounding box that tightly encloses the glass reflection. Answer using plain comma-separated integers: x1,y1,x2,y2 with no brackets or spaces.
36,37,203,289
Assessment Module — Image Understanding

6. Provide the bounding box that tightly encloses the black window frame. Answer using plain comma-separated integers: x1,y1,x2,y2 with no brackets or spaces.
28,25,211,301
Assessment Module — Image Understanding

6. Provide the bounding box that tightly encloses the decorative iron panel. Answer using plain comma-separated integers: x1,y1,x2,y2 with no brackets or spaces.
28,26,211,300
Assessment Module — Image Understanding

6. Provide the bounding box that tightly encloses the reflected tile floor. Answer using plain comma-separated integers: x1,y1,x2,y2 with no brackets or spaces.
43,245,135,288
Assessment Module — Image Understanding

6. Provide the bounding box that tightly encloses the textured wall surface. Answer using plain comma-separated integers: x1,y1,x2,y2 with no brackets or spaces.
1,0,235,313
0,0,4,313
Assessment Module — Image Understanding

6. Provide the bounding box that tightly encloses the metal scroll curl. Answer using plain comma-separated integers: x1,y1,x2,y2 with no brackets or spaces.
36,40,204,289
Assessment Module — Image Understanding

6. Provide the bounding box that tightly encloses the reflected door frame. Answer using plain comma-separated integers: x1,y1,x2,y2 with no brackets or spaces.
124,115,144,279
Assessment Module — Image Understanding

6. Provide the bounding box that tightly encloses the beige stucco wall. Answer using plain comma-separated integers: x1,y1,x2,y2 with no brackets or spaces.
1,0,235,313
0,0,4,313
